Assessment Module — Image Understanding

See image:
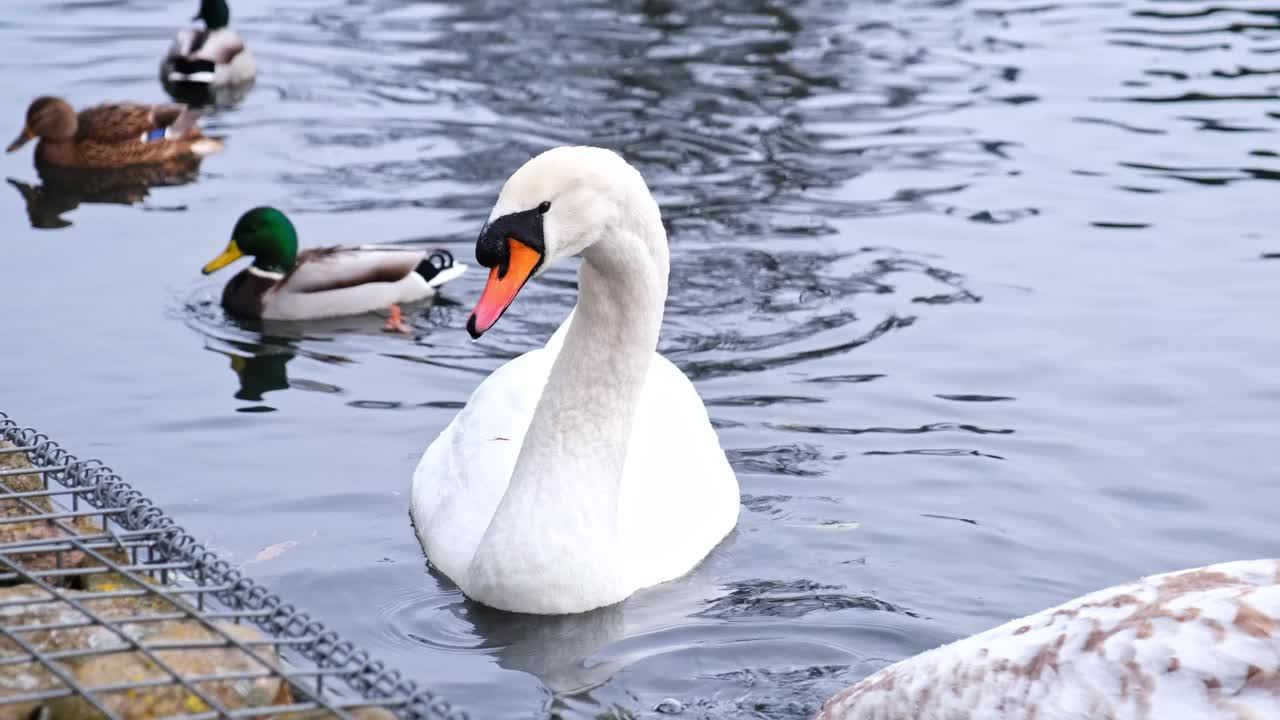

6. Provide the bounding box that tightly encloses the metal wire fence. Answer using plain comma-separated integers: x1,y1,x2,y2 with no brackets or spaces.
0,411,466,720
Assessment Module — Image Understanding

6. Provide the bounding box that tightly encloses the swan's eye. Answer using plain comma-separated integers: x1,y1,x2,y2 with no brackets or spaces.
537,201,551,215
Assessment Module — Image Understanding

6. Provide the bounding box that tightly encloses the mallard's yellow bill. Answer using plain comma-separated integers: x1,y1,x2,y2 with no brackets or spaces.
6,127,34,153
467,238,541,339
202,240,244,275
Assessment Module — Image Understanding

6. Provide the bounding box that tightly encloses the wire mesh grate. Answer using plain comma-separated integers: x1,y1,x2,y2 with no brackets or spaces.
0,412,466,720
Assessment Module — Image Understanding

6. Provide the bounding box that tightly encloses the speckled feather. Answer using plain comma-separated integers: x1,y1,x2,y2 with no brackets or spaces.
73,103,185,143
33,102,217,169
818,560,1280,720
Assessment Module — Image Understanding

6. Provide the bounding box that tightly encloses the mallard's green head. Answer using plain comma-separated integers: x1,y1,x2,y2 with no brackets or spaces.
195,0,230,30
202,207,299,275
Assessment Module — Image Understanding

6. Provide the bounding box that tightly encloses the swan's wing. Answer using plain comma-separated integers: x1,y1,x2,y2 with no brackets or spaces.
411,310,736,596
620,354,740,589
819,559,1280,720
410,348,555,582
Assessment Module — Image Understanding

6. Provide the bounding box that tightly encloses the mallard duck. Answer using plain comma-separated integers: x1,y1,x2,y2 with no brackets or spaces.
6,96,222,169
161,0,256,88
201,207,467,327
817,559,1280,720
410,147,739,614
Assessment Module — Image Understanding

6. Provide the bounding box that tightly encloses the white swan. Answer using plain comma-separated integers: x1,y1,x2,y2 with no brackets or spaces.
818,559,1280,720
411,146,740,615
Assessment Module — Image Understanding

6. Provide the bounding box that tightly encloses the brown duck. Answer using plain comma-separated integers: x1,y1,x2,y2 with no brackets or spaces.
6,96,222,169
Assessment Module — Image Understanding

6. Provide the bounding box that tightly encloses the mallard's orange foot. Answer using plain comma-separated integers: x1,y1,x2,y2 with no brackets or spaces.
383,304,412,334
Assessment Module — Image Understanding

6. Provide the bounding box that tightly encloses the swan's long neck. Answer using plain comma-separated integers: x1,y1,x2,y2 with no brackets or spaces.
538,221,669,490
467,198,669,611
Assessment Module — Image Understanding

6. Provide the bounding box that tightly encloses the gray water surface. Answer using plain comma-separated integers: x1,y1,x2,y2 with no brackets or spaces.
1,0,1278,717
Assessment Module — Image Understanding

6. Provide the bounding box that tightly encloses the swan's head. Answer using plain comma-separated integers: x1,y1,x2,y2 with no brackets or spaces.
467,146,655,339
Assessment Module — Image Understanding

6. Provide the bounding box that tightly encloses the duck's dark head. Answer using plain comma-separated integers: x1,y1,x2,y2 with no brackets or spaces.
7,96,76,152
203,206,299,275
195,0,231,30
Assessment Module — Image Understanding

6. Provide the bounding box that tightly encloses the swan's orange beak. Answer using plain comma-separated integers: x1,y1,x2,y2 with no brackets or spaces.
467,238,542,339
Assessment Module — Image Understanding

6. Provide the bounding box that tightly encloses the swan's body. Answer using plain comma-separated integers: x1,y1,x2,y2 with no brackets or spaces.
411,147,739,615
818,559,1280,720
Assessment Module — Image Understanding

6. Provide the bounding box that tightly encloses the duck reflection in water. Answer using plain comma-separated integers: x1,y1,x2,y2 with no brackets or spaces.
7,157,203,229
226,350,292,403
205,339,298,411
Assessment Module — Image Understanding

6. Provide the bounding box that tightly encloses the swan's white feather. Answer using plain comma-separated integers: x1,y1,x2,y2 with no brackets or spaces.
410,146,738,614
411,310,739,610
818,559,1280,720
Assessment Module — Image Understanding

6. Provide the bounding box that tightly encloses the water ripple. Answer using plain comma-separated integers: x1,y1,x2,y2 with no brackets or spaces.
698,579,918,620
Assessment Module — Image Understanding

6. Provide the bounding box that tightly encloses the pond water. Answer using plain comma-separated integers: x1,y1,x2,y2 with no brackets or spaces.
1,0,1278,717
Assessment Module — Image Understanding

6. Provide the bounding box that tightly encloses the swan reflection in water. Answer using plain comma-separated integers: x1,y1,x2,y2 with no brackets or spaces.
408,538,924,718
428,541,736,708
7,157,204,229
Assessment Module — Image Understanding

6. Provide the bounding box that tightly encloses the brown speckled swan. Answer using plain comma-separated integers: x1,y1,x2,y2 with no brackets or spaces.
818,559,1280,720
